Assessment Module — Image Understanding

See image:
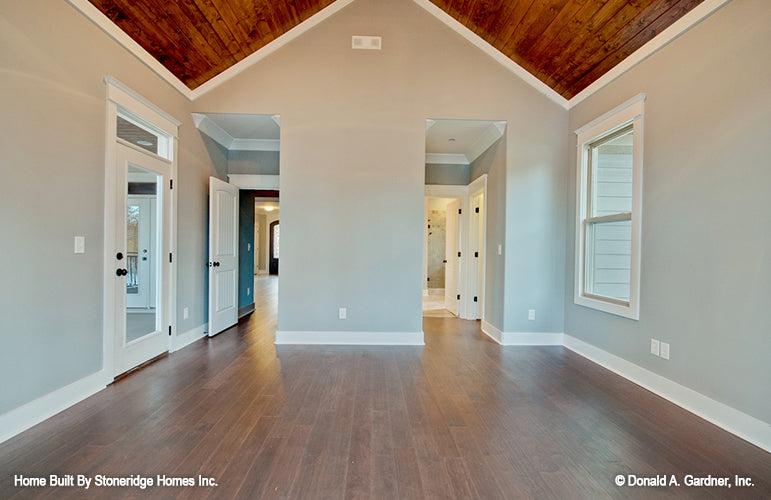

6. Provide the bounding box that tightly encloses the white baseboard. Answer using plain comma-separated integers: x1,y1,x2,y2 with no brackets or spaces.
172,324,206,352
275,330,425,345
563,334,771,453
0,370,107,444
481,321,563,345
481,320,503,344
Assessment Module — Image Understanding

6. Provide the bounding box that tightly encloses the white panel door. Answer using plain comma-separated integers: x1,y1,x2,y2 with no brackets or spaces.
114,143,171,376
445,199,459,315
208,177,239,336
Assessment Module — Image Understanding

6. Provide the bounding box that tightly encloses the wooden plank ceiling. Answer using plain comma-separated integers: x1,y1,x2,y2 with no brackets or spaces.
88,0,337,89
89,0,705,97
431,0,705,99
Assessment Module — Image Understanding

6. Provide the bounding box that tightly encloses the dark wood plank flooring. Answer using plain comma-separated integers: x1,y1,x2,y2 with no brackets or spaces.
1,277,769,498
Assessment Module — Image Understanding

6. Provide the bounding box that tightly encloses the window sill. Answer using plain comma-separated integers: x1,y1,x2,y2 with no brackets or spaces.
574,294,639,320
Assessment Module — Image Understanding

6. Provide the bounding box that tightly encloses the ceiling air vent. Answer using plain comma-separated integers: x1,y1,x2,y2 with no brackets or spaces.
352,35,382,50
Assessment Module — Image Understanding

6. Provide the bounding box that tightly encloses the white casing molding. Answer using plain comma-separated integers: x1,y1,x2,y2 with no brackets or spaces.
171,324,207,352
0,371,107,444
227,174,280,190
563,335,771,453
275,331,425,345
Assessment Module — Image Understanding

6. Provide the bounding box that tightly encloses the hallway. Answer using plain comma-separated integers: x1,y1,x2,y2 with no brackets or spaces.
1,289,769,498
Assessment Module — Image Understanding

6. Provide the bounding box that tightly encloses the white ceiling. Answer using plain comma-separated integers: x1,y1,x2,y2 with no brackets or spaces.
426,119,505,165
192,113,280,151
205,113,280,140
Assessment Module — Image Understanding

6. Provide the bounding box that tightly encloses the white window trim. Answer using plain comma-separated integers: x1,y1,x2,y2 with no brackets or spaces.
574,94,645,320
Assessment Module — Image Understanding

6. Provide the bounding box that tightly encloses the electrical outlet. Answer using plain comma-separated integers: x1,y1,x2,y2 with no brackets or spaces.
498,244,502,255
247,287,251,296
660,342,670,360
248,243,251,251
528,309,536,321
650,339,660,356
183,307,189,319
339,307,347,320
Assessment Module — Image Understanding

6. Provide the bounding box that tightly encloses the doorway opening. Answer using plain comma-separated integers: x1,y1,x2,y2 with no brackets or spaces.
424,196,461,318
193,112,281,333
423,118,503,321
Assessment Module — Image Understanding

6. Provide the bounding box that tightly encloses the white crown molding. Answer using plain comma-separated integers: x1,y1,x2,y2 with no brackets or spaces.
466,121,506,163
67,0,193,99
192,114,280,151
230,138,280,152
563,334,771,453
425,153,469,165
412,0,568,109
192,113,234,149
190,0,357,99
567,0,732,108
0,370,107,444
72,0,730,109
275,331,425,345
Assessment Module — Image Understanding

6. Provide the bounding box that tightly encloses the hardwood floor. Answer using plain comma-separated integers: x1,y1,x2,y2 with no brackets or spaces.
2,280,769,498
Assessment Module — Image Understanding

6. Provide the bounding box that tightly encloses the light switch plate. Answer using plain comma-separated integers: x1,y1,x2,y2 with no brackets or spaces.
74,236,85,254
339,307,347,320
660,342,670,360
528,309,536,321
651,338,660,356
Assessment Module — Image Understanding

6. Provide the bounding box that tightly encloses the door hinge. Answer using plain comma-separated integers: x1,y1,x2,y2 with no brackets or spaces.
168,325,172,336
458,251,461,257
169,179,173,189
457,294,461,300
473,296,478,302
169,253,173,263
458,208,462,215
474,251,478,258
475,207,479,213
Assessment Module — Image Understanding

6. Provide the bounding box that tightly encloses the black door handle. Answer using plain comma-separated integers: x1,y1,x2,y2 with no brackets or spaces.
116,252,123,260
116,268,128,276
214,261,220,267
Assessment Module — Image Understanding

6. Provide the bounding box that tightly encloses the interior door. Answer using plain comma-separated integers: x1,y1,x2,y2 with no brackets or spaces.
445,199,459,315
208,177,239,336
114,143,171,376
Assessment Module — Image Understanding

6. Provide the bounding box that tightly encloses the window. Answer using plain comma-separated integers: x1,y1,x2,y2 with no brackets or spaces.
574,94,644,319
117,109,172,160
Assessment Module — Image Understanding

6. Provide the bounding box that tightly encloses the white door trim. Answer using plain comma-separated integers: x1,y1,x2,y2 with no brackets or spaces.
103,77,178,383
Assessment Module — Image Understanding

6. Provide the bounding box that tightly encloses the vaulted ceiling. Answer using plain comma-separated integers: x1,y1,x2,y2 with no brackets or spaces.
87,0,705,98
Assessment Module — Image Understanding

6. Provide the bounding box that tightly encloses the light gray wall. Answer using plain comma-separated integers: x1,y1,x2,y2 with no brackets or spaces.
565,0,771,423
0,0,220,413
470,138,507,328
227,150,280,175
425,163,469,185
195,0,566,335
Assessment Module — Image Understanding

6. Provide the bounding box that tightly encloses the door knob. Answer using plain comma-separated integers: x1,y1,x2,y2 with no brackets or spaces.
116,252,124,260
214,261,220,267
116,268,128,276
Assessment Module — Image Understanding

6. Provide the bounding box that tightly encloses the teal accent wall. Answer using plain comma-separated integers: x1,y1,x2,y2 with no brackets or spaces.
238,190,255,309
